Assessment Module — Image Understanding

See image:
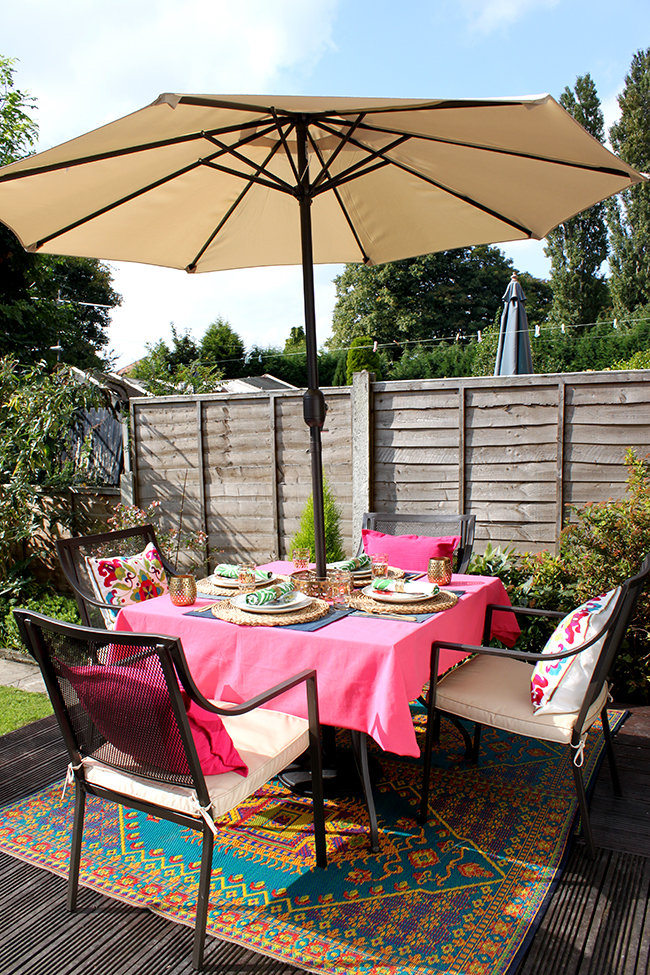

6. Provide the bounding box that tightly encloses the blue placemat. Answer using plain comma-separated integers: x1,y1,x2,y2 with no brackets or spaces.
183,604,353,631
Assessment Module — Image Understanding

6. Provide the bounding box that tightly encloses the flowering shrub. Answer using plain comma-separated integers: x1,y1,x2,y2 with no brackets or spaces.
468,450,650,702
106,501,209,575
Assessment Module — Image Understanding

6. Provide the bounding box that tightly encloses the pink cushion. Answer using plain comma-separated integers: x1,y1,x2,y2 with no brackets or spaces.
60,662,248,777
362,528,460,572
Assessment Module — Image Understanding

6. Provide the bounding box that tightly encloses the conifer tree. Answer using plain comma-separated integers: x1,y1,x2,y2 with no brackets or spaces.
544,75,609,328
608,48,650,314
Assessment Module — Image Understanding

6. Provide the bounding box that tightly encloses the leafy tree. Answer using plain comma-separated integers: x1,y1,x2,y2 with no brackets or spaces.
0,356,108,589
284,326,306,353
329,246,516,358
0,55,120,369
346,335,383,383
608,48,650,315
200,317,246,379
544,75,610,328
131,326,223,394
0,56,37,166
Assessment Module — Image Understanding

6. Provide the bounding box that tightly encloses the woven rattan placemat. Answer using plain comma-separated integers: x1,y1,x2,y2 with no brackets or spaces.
197,574,290,597
349,589,458,615
210,596,330,626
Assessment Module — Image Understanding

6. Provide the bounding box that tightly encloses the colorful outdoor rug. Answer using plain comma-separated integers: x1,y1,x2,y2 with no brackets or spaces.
0,710,625,975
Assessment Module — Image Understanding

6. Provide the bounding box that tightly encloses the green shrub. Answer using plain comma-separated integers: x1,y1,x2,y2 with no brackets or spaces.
468,450,650,702
1,592,81,654
290,476,346,563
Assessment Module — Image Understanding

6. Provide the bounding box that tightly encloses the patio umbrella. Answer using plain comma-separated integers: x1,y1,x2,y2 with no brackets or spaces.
494,272,533,375
0,93,643,574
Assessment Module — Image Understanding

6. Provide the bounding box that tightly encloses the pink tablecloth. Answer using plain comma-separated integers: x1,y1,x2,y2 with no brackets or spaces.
115,563,519,758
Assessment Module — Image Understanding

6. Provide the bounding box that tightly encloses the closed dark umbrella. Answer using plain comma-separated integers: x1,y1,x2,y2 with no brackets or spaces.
494,273,533,376
0,94,643,572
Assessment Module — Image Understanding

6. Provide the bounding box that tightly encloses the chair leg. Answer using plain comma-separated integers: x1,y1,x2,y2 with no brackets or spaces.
308,722,327,868
601,707,622,797
572,760,596,860
472,723,482,764
67,783,86,912
350,731,379,853
192,823,214,970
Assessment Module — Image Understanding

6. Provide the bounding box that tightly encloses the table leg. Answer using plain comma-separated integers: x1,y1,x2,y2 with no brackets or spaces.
349,730,379,852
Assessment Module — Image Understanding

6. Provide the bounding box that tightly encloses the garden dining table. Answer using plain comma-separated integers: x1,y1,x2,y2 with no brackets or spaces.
114,562,519,759
115,562,519,850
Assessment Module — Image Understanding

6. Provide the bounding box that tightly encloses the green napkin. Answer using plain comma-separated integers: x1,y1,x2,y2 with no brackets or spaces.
215,564,272,581
327,555,371,571
371,577,394,591
244,580,295,606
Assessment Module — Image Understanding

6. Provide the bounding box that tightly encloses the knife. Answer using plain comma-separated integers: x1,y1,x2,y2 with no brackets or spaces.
357,611,419,622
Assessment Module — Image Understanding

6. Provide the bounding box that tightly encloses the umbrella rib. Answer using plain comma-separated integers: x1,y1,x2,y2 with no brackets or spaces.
270,109,301,187
186,139,287,271
311,128,536,237
345,118,636,181
201,128,295,194
309,124,410,195
307,130,370,264
0,117,279,183
29,160,206,250
308,114,367,192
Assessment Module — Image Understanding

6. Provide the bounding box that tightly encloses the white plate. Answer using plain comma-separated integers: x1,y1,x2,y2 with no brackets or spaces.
209,573,276,589
362,583,435,603
232,591,312,614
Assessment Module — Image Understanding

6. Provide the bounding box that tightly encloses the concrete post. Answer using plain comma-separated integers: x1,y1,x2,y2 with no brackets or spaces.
351,371,374,555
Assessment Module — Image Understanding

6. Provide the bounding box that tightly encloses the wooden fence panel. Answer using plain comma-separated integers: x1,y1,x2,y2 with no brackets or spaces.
130,369,650,567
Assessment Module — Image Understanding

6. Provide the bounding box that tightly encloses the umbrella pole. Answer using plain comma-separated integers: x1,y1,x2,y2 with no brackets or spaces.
297,118,327,578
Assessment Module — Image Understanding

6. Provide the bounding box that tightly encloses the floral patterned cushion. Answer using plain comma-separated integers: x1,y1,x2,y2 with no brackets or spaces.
86,542,169,628
530,587,620,714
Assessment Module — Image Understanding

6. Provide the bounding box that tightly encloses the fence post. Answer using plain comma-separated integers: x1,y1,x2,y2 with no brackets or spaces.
555,379,566,554
352,371,373,554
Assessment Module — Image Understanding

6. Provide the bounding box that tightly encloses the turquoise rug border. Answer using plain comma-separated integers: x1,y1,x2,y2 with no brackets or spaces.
0,710,628,975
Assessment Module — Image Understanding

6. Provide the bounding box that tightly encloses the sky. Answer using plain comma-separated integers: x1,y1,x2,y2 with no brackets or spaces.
3,0,650,369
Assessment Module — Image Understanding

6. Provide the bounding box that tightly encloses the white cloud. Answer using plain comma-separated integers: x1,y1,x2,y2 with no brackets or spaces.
4,0,340,150
458,0,560,34
2,0,342,365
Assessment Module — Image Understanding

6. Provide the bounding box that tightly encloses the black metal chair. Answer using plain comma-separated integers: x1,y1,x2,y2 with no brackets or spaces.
56,525,178,628
359,512,476,574
13,610,327,971
418,554,650,860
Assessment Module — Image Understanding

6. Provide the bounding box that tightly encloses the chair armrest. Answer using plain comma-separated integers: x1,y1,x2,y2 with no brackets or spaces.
432,632,603,666
482,602,564,643
176,665,319,717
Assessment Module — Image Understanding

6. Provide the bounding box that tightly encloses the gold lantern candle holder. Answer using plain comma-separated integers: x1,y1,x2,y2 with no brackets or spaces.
169,574,198,606
427,557,452,587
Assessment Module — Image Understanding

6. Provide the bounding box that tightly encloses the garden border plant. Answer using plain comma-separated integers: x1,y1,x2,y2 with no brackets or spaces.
468,448,650,703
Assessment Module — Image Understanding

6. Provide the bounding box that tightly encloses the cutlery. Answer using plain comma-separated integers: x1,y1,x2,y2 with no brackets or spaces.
357,611,419,622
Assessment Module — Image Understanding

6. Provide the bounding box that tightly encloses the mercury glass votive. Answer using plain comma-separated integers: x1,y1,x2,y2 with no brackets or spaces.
427,557,452,587
169,574,197,606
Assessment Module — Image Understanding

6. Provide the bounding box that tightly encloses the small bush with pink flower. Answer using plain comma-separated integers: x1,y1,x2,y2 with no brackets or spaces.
106,500,209,576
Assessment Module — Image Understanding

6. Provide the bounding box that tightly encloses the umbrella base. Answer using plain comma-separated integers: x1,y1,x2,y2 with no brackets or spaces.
278,727,382,799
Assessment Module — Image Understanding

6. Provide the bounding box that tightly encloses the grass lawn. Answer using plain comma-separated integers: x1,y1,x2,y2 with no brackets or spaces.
0,685,53,735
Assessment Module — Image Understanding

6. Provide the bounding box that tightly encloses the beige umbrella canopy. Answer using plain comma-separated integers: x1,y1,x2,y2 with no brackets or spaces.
0,93,643,572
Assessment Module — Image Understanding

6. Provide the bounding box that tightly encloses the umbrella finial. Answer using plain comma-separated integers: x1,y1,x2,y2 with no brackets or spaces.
511,271,519,281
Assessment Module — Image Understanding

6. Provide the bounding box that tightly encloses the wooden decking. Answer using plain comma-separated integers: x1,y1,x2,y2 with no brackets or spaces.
1,708,649,975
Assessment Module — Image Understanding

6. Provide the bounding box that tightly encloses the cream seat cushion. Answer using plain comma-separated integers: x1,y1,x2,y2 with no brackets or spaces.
81,703,309,821
436,654,608,744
